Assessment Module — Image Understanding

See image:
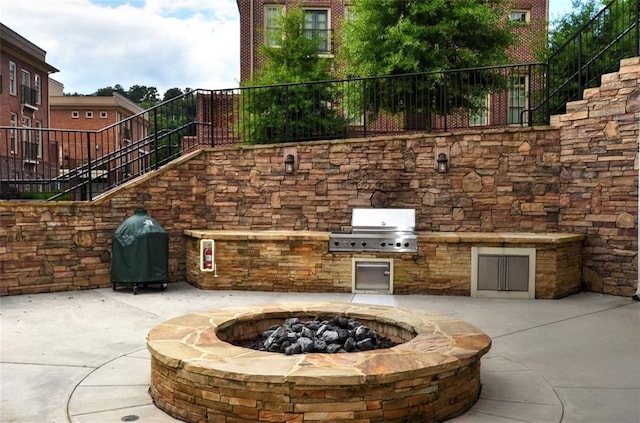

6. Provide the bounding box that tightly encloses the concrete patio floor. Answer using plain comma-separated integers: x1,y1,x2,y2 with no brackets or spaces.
1,282,638,423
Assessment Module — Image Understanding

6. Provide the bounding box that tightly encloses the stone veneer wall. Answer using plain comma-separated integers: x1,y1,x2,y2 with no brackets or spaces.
184,232,584,298
553,57,640,296
0,58,637,297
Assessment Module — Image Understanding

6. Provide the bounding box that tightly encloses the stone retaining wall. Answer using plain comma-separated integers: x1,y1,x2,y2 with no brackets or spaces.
0,58,637,297
554,57,640,295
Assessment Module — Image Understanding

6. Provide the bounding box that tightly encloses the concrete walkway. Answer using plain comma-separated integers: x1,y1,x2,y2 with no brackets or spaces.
1,282,638,423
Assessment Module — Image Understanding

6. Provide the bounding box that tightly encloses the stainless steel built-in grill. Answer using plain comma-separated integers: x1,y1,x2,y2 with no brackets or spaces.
329,208,418,253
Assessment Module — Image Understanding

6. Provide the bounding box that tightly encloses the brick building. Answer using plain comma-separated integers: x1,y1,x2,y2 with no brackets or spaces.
0,23,58,192
236,0,549,82
49,91,150,193
235,1,549,132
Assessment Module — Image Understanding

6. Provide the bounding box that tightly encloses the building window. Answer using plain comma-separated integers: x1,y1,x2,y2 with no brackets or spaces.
265,5,284,47
100,111,108,118
22,116,35,162
508,75,528,125
9,62,17,95
34,74,42,105
10,113,18,153
345,6,356,22
71,111,79,118
509,10,530,23
21,70,30,88
86,111,93,118
304,9,330,53
35,121,43,158
470,94,490,127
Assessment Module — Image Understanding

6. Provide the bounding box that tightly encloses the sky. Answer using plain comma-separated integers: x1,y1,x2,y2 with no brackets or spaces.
2,0,577,97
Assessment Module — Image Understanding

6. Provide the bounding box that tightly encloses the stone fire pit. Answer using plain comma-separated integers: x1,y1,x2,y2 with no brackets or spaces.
147,303,491,422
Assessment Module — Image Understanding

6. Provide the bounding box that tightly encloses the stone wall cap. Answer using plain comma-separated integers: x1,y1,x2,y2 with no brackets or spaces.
418,232,585,244
184,229,331,241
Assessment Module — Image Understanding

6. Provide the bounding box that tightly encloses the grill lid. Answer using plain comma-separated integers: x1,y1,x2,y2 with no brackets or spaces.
351,208,415,233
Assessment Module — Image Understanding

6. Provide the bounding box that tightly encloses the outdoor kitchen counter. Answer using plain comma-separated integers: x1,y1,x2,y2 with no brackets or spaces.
418,232,585,244
183,230,585,299
184,229,330,241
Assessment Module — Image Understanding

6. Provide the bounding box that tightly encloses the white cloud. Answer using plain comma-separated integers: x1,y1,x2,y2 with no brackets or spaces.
1,0,239,96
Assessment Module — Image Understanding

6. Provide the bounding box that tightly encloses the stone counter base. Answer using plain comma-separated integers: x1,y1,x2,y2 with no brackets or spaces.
147,303,491,423
184,230,584,299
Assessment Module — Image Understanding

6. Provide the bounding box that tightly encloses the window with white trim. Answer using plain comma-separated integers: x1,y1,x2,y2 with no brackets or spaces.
509,10,530,23
9,62,17,95
35,121,43,158
303,9,330,53
470,94,490,126
345,6,356,22
508,75,528,125
21,70,30,105
21,69,30,88
100,111,108,118
265,5,284,47
71,111,79,118
9,113,18,153
34,74,42,105
22,116,35,162
86,111,93,118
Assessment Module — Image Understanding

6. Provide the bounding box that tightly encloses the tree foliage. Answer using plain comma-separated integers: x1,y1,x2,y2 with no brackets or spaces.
341,0,513,77
240,3,347,144
338,0,515,122
91,84,185,107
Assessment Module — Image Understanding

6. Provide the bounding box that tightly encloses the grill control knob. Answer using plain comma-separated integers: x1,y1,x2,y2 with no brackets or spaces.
361,241,367,247
404,242,410,247
380,242,386,247
333,241,340,246
350,241,356,247
396,242,401,247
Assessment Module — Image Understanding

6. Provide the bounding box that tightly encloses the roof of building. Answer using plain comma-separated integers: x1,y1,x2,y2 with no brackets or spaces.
0,23,59,73
50,92,145,115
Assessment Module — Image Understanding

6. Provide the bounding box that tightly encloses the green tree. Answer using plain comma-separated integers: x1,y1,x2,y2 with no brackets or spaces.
94,84,126,97
127,85,160,108
92,84,159,107
339,0,515,125
162,88,186,101
241,3,347,144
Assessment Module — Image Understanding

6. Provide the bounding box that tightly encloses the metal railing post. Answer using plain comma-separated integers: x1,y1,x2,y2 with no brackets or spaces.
577,31,583,97
86,132,93,201
153,108,159,170
442,79,448,132
362,79,368,138
636,0,639,55
210,90,216,147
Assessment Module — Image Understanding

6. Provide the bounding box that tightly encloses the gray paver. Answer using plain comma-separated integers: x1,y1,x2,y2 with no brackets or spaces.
1,282,638,423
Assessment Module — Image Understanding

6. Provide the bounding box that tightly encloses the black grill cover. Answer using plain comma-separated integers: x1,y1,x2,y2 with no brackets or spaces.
111,209,168,283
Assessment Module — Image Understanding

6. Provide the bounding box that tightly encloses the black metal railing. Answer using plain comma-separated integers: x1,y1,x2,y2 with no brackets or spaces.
0,64,548,200
544,0,639,116
0,1,637,201
230,63,547,144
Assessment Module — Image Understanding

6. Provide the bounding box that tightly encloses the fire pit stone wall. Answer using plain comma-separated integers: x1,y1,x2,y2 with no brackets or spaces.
147,303,491,422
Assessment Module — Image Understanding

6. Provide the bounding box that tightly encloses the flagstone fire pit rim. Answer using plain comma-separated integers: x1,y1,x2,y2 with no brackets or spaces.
147,302,492,386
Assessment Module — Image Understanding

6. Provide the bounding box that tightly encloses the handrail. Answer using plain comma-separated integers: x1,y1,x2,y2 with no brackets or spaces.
1,1,637,201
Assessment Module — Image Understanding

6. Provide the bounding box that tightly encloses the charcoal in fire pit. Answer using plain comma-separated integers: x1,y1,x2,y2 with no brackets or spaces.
242,315,397,354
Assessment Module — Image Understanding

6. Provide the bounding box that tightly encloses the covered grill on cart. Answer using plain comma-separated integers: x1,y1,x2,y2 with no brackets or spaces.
111,209,168,294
